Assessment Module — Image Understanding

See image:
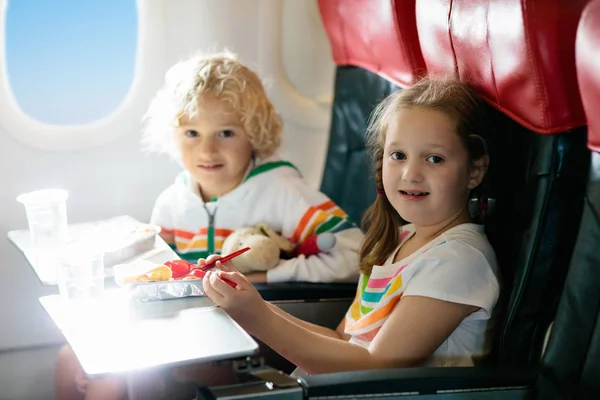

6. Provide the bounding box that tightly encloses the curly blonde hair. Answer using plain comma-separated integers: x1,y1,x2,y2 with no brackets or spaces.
141,51,282,159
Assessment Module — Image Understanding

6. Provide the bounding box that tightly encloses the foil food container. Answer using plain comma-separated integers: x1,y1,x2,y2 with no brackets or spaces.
125,279,206,302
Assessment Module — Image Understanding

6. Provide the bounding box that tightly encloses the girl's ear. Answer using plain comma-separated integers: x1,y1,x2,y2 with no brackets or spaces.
467,155,489,189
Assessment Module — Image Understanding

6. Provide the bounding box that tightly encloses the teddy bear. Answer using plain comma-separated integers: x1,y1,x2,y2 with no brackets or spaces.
221,222,336,274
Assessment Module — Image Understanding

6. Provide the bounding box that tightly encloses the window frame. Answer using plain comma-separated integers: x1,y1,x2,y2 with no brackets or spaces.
0,0,167,151
257,0,332,130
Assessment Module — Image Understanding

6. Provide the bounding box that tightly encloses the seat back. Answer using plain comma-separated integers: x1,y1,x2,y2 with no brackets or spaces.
417,0,590,367
318,0,590,367
538,1,600,397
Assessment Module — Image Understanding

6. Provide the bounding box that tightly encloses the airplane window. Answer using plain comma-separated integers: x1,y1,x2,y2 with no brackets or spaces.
5,0,137,125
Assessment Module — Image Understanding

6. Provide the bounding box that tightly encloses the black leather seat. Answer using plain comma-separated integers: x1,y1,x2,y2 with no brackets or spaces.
318,0,589,368
537,1,600,398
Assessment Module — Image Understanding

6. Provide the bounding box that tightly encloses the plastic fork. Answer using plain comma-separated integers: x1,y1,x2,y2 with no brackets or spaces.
179,247,251,288
199,246,251,271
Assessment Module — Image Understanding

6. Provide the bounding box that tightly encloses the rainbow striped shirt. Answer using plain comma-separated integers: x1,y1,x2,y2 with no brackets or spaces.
344,223,499,362
345,224,469,347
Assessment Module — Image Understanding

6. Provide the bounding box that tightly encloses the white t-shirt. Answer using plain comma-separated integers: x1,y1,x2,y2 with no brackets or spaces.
344,223,500,367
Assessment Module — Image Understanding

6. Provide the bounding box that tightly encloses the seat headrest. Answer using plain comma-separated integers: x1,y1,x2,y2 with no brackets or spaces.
576,0,600,152
317,0,426,88
416,0,588,134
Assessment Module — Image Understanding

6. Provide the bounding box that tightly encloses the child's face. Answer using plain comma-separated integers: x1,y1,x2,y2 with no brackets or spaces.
176,95,254,200
382,108,482,228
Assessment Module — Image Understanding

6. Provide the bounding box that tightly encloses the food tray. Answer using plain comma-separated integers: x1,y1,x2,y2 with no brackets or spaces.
113,260,207,302
125,279,206,302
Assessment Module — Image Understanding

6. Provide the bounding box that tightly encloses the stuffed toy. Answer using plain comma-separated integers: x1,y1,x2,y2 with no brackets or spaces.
221,222,336,274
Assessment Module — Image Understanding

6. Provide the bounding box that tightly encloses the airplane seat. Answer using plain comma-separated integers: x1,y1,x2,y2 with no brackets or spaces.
293,0,589,397
537,1,600,398
316,0,589,369
416,0,590,368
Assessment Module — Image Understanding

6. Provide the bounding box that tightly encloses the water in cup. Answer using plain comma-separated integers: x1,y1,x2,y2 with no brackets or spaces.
16,189,69,279
59,245,105,302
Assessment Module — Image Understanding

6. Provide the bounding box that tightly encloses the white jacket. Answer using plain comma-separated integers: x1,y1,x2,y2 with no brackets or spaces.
150,155,363,283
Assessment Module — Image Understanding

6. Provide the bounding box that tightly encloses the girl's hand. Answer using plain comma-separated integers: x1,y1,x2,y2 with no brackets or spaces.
201,259,269,335
198,256,268,283
197,254,233,270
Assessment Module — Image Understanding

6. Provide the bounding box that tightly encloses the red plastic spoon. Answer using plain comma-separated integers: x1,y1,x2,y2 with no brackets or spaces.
184,247,251,288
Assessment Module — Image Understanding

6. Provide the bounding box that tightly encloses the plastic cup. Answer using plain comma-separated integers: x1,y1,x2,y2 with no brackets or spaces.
16,189,69,277
58,244,105,302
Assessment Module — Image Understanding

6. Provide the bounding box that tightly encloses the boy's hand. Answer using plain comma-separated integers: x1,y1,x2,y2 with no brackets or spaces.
201,259,269,335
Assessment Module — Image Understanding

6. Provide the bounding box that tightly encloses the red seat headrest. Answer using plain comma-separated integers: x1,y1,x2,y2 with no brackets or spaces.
576,0,600,152
317,0,426,88
416,0,588,135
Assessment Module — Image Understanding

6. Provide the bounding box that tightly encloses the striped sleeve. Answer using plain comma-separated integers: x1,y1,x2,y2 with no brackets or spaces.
265,176,363,283
290,199,357,245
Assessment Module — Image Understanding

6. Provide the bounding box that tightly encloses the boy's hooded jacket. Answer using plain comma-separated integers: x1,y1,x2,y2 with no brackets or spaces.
150,155,363,283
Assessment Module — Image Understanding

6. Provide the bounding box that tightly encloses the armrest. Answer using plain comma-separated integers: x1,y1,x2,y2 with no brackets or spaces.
298,367,538,398
255,282,356,302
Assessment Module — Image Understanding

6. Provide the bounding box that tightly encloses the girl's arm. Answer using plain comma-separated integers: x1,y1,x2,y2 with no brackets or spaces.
200,256,351,341
265,302,350,340
254,295,477,374
203,262,476,375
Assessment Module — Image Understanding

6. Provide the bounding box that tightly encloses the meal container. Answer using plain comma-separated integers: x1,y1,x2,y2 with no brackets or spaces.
68,216,161,268
103,224,161,267
124,279,205,301
113,261,206,302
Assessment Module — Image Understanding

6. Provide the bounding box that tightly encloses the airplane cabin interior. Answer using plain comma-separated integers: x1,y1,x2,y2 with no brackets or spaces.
1,0,600,399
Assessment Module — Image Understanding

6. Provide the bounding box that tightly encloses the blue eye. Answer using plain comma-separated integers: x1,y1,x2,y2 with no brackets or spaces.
185,130,198,137
218,130,234,138
390,152,405,160
427,155,444,164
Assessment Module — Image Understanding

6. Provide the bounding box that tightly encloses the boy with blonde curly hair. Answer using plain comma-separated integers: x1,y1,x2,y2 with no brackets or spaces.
143,50,362,283
55,51,363,399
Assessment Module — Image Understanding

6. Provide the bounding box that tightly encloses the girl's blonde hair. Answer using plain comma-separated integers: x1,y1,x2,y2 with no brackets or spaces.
359,76,489,275
141,51,282,159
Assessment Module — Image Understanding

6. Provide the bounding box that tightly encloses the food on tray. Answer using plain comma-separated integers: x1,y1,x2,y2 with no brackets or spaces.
122,264,173,284
164,260,192,278
115,259,199,286
147,265,173,281
115,248,250,288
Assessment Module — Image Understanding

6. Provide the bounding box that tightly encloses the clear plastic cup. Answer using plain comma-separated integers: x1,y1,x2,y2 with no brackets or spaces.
16,189,69,277
58,244,105,302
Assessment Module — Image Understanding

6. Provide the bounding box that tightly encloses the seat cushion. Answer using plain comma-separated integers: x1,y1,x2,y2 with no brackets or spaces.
538,152,600,399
